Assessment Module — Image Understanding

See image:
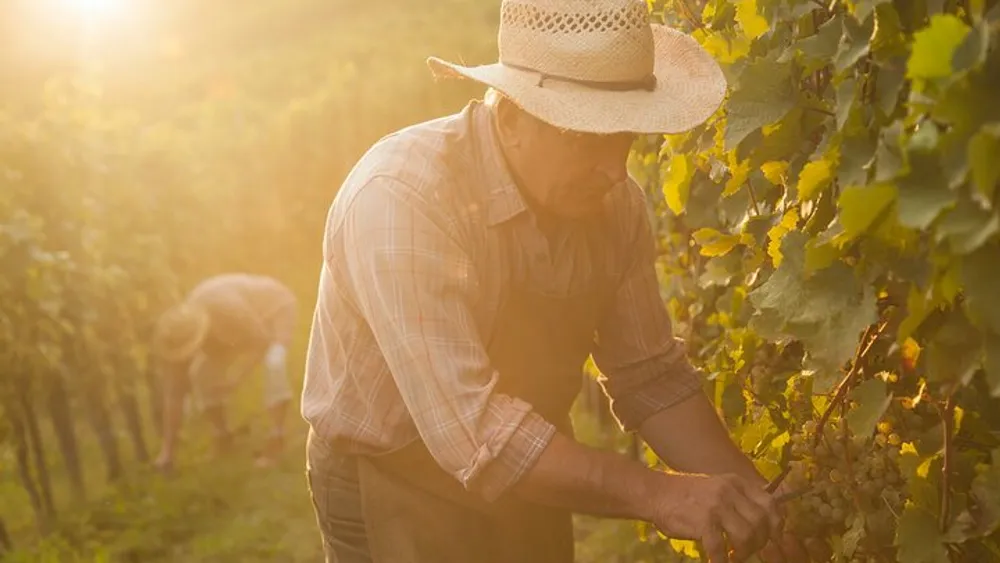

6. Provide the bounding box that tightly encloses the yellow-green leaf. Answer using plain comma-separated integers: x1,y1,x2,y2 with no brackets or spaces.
906,14,971,80
736,0,769,40
838,183,898,240
767,208,799,267
797,159,835,202
669,539,701,560
761,161,789,186
698,31,752,64
969,124,1000,204
805,241,841,273
725,156,750,196
662,154,692,216
693,227,741,256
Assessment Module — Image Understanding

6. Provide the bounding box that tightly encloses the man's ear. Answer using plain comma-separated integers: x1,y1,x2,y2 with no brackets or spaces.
493,96,521,148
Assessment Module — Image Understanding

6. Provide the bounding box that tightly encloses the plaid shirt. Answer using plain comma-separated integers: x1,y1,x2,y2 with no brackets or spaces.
301,101,702,502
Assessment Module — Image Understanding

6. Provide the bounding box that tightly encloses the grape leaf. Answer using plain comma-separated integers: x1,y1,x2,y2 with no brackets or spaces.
897,159,956,229
960,242,1000,334
782,14,843,71
700,32,752,65
725,59,796,150
835,77,857,132
896,506,951,563
970,449,1000,534
968,123,1000,203
700,252,744,287
692,227,741,256
724,156,750,197
662,154,692,216
907,14,971,80
846,378,893,439
735,0,769,40
804,240,841,273
951,20,990,75
925,309,983,390
875,127,906,182
796,158,834,202
871,4,907,59
838,132,877,188
766,208,799,266
875,58,907,115
934,196,1000,254
751,107,808,166
852,0,891,23
798,286,877,381
748,232,877,378
838,183,897,240
986,332,1000,398
842,513,866,557
835,13,875,73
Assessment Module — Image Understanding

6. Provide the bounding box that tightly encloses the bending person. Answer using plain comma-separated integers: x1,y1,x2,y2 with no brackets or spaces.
151,273,297,471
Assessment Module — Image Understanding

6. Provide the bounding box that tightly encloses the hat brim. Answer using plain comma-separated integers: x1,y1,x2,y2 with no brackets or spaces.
427,25,727,135
157,312,210,364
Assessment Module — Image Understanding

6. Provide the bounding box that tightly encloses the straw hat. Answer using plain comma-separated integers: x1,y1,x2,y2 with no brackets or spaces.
152,302,210,364
427,0,727,135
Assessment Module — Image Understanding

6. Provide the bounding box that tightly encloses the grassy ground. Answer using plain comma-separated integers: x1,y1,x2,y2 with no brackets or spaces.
1,272,647,563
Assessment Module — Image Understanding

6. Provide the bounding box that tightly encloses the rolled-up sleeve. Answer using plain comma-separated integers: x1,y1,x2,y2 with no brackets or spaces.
591,189,704,432
338,176,555,502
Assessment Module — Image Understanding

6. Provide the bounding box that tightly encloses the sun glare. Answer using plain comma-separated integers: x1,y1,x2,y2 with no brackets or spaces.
60,0,126,23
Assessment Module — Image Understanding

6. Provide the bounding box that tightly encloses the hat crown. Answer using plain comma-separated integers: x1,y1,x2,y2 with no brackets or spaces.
498,0,655,83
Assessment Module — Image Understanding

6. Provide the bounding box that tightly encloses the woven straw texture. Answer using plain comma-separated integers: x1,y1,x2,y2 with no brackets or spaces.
427,0,727,134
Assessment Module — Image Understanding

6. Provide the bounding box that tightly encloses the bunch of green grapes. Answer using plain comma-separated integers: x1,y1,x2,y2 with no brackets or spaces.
783,418,907,551
748,345,776,397
786,375,814,426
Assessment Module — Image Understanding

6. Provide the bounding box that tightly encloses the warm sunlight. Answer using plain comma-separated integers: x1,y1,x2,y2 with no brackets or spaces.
59,0,126,24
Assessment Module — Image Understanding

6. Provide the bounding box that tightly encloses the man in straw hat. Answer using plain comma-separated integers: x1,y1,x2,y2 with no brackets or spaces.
301,0,821,561
152,273,298,472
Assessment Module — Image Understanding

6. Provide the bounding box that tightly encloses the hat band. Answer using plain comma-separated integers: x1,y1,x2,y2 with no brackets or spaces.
504,62,657,92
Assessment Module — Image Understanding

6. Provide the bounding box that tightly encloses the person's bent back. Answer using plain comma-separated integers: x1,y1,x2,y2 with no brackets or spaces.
151,273,298,471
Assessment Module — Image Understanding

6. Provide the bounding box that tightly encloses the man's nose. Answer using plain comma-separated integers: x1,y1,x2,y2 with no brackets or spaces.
594,160,628,185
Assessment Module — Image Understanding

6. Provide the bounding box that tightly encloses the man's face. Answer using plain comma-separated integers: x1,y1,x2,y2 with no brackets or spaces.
512,109,636,219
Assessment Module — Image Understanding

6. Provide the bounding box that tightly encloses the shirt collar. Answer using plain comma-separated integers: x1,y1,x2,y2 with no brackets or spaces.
469,101,528,226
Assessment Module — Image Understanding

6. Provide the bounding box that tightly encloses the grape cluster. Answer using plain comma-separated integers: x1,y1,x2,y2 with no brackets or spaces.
787,375,813,425
747,344,777,397
783,418,907,547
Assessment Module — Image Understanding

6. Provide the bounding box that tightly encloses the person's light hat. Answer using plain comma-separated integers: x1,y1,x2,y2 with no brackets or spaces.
152,302,210,364
427,0,727,135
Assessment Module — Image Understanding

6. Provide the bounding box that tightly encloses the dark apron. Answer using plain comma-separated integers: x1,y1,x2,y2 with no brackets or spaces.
357,268,613,563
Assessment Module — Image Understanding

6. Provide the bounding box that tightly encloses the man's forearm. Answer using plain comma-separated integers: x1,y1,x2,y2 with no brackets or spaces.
638,391,766,487
509,431,665,522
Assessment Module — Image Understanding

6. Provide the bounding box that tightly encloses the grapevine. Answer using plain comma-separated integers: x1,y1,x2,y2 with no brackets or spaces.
628,0,1000,561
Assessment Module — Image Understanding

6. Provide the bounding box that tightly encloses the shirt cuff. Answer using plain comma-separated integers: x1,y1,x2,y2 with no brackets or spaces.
610,356,704,432
469,410,557,502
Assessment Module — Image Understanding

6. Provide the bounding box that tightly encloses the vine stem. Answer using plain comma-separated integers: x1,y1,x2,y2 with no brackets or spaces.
813,321,887,447
940,394,956,533
769,322,886,494
841,400,864,510
747,181,762,215
802,106,836,118
676,0,704,30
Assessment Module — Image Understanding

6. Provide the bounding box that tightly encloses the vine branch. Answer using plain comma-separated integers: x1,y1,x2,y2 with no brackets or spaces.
813,321,887,446
802,106,836,118
675,0,704,30
770,322,887,494
940,394,955,532
747,181,762,215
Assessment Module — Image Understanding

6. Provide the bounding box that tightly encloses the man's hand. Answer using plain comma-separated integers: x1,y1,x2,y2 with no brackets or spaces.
650,472,784,563
757,479,832,563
